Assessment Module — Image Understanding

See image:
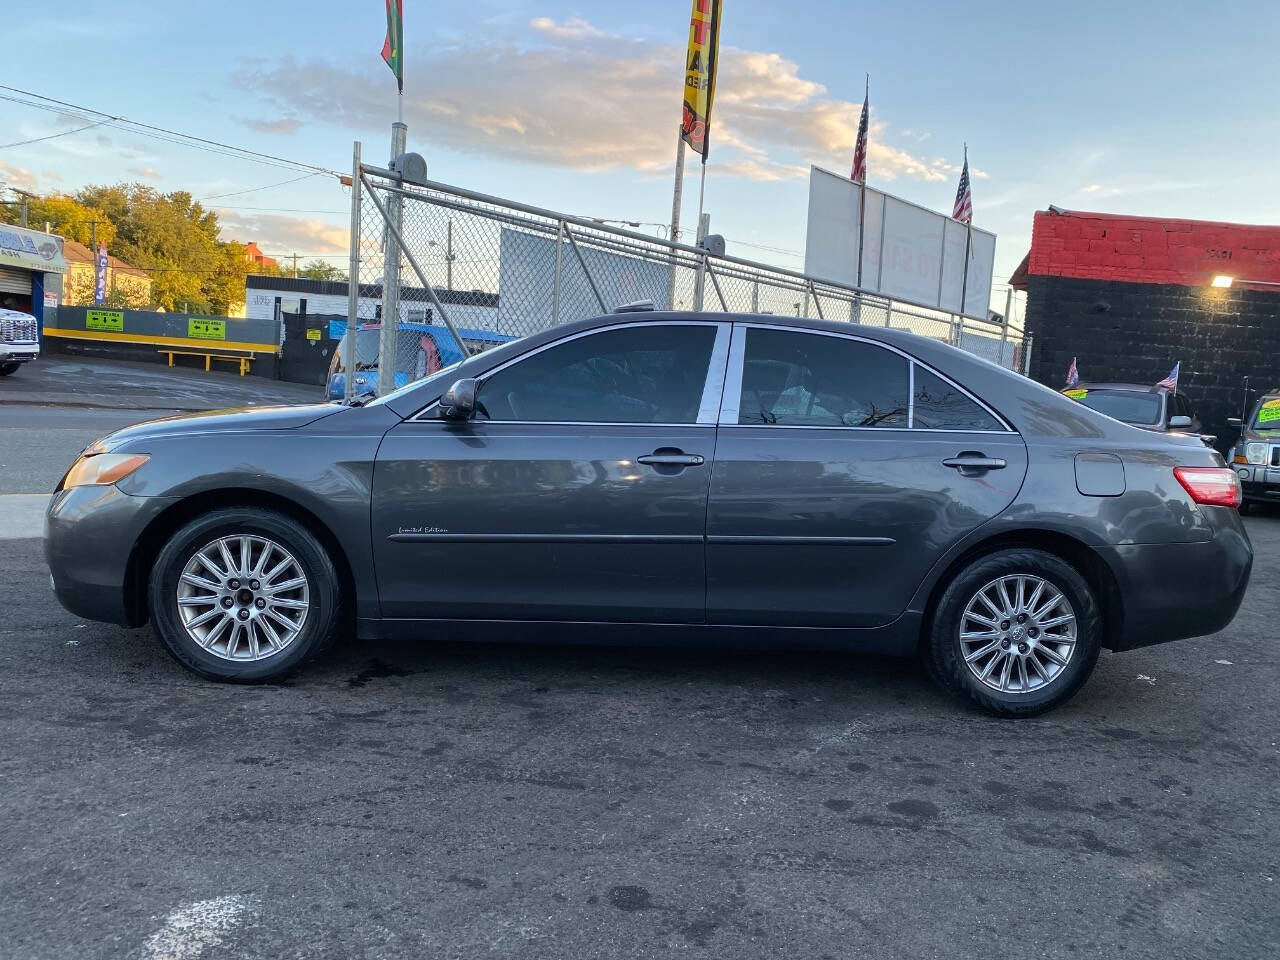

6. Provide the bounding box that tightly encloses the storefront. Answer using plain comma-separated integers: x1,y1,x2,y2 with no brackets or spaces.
0,223,67,339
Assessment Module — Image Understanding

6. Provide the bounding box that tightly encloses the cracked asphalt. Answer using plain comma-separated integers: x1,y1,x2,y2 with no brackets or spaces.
2,389,1279,959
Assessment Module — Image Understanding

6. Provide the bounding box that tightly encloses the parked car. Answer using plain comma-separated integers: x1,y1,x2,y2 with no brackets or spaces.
1061,382,1213,445
0,308,39,376
325,322,512,400
46,311,1252,716
1227,392,1280,512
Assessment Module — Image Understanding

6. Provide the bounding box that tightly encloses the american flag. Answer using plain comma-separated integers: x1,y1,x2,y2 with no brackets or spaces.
1065,357,1079,388
1157,361,1180,392
850,81,868,183
953,148,973,224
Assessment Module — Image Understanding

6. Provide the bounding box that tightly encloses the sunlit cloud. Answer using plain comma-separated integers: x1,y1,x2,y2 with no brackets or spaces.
234,16,960,185
215,209,348,255
236,116,303,136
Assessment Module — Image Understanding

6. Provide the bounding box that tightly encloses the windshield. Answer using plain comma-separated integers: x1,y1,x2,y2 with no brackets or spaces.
1071,389,1162,426
1252,397,1280,429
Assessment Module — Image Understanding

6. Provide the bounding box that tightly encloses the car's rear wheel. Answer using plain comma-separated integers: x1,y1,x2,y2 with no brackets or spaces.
147,507,342,681
0,362,20,376
925,548,1102,717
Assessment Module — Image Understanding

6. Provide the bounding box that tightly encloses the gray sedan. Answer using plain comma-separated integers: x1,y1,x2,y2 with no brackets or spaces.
45,312,1252,716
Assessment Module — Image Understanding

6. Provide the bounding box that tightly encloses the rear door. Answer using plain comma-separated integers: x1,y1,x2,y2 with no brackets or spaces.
372,320,729,623
706,323,1028,628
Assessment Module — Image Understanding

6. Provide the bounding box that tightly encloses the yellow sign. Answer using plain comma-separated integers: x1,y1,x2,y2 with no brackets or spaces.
188,318,226,340
86,310,124,332
1258,399,1280,424
1064,388,1088,400
680,0,722,159
306,328,322,342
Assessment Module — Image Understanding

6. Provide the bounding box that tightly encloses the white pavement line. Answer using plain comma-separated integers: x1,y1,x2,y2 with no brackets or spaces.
142,896,259,960
0,494,50,540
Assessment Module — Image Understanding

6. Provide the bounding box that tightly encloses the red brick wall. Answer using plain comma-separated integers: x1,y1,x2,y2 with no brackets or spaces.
1028,210,1280,289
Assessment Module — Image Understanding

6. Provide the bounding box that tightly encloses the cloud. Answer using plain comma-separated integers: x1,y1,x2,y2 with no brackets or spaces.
529,16,607,39
129,166,164,181
1081,183,1103,193
236,116,303,135
215,209,348,255
234,18,955,184
0,161,38,191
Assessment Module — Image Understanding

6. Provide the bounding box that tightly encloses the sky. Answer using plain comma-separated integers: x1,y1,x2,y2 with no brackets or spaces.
4,0,1280,315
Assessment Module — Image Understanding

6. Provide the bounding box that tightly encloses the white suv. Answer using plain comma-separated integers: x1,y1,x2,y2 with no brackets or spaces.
0,308,39,376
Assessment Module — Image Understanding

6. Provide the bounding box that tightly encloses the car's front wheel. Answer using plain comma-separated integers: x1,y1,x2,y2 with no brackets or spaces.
925,548,1102,717
0,362,20,376
147,507,343,681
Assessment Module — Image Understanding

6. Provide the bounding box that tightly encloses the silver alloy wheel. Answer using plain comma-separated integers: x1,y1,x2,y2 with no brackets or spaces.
959,574,1077,694
176,535,310,662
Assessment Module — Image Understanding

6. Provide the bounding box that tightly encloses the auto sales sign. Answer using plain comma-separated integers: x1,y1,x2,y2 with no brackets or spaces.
0,224,67,274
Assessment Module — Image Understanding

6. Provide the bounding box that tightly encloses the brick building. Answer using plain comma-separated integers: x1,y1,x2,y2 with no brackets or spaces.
1014,208,1280,443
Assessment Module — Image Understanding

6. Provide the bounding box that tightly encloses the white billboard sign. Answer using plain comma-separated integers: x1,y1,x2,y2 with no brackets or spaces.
803,166,995,319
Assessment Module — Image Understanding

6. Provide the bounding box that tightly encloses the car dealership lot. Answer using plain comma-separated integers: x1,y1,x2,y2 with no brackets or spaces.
2,396,1279,959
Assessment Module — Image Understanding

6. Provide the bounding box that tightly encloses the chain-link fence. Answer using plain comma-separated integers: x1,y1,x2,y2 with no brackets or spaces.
344,152,1030,398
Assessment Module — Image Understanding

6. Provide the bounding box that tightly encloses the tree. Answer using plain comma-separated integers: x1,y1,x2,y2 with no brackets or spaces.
74,184,251,314
298,260,347,282
0,193,116,248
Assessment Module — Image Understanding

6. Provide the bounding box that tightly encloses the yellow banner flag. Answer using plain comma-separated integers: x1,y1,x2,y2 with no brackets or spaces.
680,0,723,159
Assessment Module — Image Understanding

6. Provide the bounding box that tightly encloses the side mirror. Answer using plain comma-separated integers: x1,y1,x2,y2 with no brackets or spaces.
1169,415,1193,429
1226,417,1243,429
439,378,479,420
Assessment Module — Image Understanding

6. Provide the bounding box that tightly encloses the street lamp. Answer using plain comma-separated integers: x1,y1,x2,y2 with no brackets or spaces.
1211,275,1280,289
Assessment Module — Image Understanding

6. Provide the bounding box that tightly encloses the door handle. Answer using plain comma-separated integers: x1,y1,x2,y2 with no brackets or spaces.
943,454,1007,475
637,453,705,467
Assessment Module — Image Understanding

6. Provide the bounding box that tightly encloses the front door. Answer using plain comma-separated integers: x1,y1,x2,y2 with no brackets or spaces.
372,321,729,623
707,324,1028,628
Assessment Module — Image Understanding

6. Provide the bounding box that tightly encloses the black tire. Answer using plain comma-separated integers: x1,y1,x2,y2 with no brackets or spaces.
924,548,1102,717
147,507,343,682
1238,500,1256,517
0,362,20,376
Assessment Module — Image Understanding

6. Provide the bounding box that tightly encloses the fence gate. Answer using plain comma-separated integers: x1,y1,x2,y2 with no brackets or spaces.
343,146,1030,399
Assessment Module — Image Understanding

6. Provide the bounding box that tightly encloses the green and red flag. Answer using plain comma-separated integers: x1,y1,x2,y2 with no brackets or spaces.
381,0,404,91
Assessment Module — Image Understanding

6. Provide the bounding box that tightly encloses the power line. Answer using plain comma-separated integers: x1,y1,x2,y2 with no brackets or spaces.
200,173,324,202
0,85,339,177
0,118,111,150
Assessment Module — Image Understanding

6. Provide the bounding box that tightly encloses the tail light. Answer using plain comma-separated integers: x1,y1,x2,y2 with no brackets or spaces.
1174,466,1242,508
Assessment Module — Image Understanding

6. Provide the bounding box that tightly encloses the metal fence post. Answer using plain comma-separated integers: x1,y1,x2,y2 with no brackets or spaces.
379,122,407,395
344,141,362,402
552,219,564,326
1022,335,1034,377
694,251,707,311
751,279,759,313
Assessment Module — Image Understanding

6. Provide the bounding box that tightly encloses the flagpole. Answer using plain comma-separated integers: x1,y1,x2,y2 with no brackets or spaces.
958,143,973,319
856,75,868,292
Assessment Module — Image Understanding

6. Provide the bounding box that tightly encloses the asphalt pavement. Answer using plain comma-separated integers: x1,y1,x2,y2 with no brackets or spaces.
1,365,1278,959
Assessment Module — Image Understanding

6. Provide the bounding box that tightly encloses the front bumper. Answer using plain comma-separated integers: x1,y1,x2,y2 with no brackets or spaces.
0,341,39,363
45,485,177,626
1235,463,1280,502
1097,512,1253,651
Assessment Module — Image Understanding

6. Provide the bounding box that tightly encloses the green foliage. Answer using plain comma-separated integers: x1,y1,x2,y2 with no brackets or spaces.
0,194,117,248
298,260,347,282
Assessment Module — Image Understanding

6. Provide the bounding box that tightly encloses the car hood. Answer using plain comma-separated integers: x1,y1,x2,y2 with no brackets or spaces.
98,403,344,450
1240,427,1280,443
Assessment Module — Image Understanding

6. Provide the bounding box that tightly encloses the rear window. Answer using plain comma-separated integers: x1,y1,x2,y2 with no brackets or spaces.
1072,389,1162,426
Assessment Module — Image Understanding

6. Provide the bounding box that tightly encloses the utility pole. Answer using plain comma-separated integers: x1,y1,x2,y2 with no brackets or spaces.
292,253,299,279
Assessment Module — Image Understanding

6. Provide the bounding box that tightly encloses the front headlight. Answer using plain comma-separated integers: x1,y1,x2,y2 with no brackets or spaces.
1244,442,1268,466
63,453,150,489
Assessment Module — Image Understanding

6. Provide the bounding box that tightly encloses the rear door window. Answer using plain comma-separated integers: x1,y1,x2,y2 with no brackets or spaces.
737,328,909,427
911,366,1004,431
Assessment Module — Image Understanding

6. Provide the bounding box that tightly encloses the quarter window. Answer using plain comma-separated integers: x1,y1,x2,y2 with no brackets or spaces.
911,365,1003,431
476,324,716,423
737,328,909,427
